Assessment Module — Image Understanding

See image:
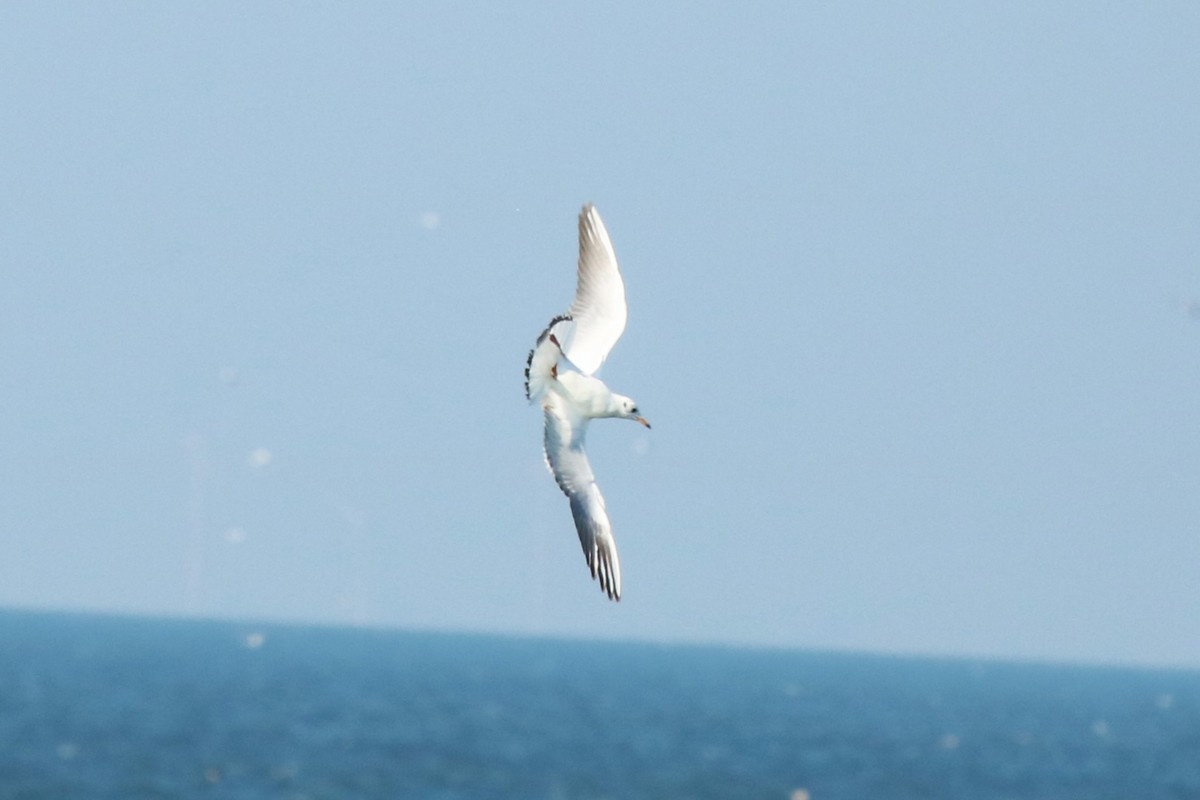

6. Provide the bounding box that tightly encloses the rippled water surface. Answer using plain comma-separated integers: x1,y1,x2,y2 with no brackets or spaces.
1,610,1197,799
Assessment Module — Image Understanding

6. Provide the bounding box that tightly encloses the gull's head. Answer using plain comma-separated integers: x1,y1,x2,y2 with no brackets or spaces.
615,395,651,429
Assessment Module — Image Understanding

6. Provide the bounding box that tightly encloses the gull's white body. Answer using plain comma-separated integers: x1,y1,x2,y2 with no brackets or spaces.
524,204,648,601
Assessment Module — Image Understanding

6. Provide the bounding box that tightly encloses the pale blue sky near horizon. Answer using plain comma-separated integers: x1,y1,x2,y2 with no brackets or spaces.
2,3,1198,668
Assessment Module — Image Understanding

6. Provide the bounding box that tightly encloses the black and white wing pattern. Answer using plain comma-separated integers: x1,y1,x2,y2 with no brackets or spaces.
561,204,627,377
524,314,570,402
542,391,622,601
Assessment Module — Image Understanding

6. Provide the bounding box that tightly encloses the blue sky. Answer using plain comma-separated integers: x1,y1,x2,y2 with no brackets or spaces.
2,3,1198,667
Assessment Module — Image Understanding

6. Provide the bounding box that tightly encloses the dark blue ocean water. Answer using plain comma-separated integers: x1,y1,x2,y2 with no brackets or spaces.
0,611,1197,799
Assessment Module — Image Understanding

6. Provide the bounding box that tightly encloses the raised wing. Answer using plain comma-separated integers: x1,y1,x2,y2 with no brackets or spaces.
542,392,623,601
562,204,627,376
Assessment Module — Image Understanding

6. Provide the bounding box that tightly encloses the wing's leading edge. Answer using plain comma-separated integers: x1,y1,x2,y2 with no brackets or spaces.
563,204,627,376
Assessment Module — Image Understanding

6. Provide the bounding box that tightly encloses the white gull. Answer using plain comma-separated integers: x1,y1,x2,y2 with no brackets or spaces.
524,204,649,601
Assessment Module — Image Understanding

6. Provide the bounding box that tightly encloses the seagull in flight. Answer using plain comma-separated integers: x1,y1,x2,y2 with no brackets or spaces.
524,204,649,601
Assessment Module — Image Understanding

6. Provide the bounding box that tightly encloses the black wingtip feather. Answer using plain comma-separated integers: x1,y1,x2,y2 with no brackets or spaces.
523,350,535,400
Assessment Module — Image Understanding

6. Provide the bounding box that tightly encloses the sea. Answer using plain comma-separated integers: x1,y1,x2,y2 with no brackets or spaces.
0,610,1196,800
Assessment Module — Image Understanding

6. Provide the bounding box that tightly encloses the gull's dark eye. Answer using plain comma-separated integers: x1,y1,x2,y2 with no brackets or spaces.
631,406,638,414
